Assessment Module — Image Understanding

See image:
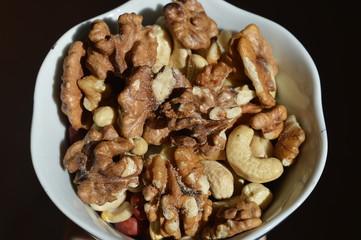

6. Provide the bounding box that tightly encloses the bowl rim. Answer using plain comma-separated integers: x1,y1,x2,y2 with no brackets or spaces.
31,0,328,239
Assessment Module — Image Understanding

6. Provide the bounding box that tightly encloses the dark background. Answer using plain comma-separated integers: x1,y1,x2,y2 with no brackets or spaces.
1,0,358,239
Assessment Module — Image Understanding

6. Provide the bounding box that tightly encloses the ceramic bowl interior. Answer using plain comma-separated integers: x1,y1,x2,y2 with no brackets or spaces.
31,0,328,239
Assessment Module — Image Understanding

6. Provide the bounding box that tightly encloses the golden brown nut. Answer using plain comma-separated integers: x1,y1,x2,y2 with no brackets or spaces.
202,201,262,239
77,75,110,111
60,41,88,130
195,62,233,91
86,20,114,79
275,115,306,166
87,13,158,77
63,125,143,206
143,147,212,238
117,66,158,138
237,24,277,108
164,0,218,50
250,105,288,139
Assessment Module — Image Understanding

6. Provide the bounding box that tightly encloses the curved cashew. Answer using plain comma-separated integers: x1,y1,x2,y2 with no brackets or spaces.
90,190,126,211
226,125,283,183
101,200,133,223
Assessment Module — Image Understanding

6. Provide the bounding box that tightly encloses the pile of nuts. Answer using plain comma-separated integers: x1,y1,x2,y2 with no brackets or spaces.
60,0,306,239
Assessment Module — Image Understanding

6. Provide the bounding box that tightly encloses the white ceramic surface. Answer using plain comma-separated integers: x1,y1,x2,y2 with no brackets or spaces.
31,0,328,239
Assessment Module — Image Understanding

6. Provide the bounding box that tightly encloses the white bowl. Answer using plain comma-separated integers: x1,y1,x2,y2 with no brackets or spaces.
31,0,328,239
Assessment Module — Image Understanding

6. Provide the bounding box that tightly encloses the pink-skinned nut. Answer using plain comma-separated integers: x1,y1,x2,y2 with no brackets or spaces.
114,215,149,237
130,192,147,221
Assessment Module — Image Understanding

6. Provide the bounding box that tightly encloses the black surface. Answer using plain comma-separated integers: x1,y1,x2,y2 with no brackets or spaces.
1,0,357,239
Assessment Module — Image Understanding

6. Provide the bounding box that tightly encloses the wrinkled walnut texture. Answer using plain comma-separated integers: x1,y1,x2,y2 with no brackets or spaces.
143,147,212,238
164,0,218,49
202,201,262,239
61,41,88,130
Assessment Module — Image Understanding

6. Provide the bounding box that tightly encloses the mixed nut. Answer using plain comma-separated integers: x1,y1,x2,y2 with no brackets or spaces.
60,0,306,239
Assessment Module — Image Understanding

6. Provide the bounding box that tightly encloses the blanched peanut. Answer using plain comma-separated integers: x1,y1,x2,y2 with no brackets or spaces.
93,106,116,127
101,201,133,223
130,137,148,156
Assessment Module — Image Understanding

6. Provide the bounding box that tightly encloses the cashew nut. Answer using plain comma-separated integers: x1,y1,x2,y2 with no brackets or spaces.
90,190,126,211
202,160,234,199
240,182,273,210
101,200,132,223
226,125,283,183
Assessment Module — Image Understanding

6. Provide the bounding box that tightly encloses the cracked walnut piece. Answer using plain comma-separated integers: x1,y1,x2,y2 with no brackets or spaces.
63,125,143,206
164,0,218,50
237,24,277,108
118,66,158,139
61,41,88,130
202,201,262,240
275,115,306,166
143,147,212,239
87,13,158,78
250,105,288,140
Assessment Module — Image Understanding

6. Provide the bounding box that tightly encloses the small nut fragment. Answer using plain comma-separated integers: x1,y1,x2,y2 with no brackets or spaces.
168,38,191,74
90,190,126,211
217,30,233,55
234,85,256,106
131,137,148,156
250,105,287,140
93,106,116,127
149,220,164,240
152,66,177,103
226,124,283,183
152,25,172,73
186,54,209,83
240,183,273,210
101,201,133,223
202,160,234,199
275,115,306,166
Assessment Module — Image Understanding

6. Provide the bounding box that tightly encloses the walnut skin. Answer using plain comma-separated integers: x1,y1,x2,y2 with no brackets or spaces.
202,201,262,240
63,125,144,206
237,24,277,108
195,62,233,91
86,13,158,78
275,115,306,166
143,147,212,239
118,66,158,138
86,20,114,79
60,41,88,130
250,105,288,139
164,0,218,50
